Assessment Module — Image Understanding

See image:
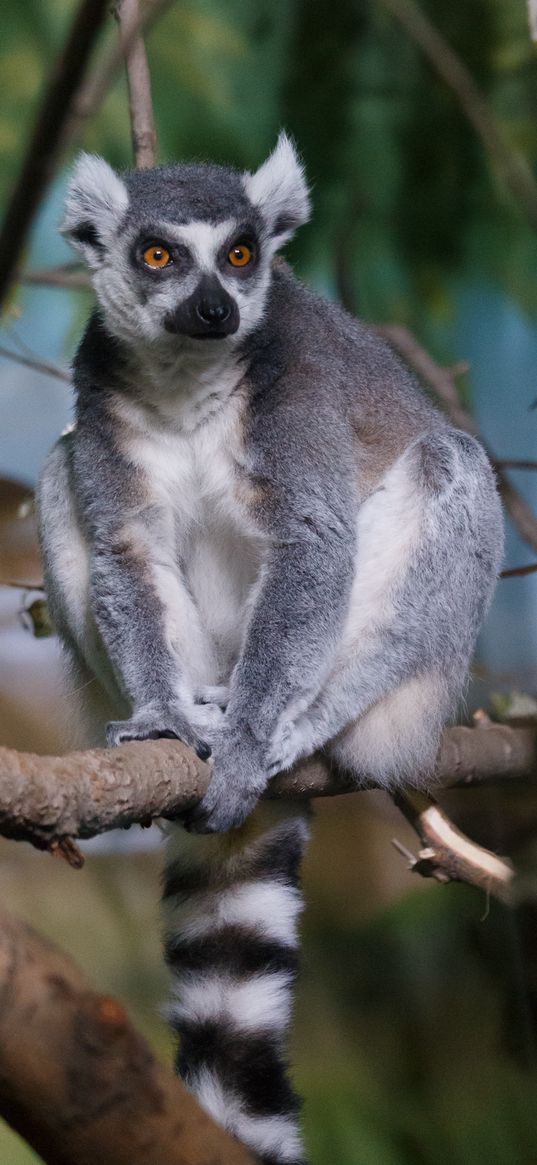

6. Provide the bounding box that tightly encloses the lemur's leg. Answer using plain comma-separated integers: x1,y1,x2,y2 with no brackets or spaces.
38,434,224,747
268,431,501,786
163,806,309,1165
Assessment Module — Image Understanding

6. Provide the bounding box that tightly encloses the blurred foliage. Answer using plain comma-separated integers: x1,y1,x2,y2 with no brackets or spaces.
1,0,537,325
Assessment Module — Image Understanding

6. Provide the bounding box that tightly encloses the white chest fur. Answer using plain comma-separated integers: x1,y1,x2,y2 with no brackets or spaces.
114,376,267,673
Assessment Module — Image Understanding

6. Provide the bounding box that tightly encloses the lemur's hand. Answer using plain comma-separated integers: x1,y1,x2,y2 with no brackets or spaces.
106,700,212,761
183,722,268,833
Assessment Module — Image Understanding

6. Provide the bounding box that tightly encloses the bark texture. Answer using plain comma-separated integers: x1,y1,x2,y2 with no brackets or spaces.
0,724,534,851
0,909,255,1165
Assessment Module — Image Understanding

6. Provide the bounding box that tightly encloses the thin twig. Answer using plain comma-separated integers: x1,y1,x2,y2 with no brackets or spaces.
0,580,44,591
62,0,172,152
378,0,537,233
0,0,110,314
0,344,71,384
21,264,90,290
494,459,537,471
500,562,537,578
377,323,537,556
528,0,537,43
114,0,157,168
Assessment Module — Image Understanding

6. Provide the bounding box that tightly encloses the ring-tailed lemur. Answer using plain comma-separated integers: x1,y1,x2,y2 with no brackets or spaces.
37,133,503,1164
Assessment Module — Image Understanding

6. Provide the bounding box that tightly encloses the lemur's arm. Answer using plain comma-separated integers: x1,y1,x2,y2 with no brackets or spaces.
72,422,213,758
227,519,354,737
186,398,357,831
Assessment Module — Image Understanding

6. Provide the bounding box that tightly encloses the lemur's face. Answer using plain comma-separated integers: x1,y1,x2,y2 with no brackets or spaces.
62,135,310,349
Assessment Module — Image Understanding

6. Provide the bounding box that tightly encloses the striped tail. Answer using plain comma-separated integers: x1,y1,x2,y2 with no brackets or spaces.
162,805,310,1165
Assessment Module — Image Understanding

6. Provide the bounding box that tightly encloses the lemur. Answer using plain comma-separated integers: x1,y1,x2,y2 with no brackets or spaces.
38,133,503,1165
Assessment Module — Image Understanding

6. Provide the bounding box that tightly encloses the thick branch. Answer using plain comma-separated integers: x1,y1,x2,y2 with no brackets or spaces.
378,323,537,556
115,0,157,168
0,908,255,1165
0,0,109,313
0,722,534,857
378,0,537,234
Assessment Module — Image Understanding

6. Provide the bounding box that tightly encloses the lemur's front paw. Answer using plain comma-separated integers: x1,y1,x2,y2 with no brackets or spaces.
106,703,211,761
183,726,266,833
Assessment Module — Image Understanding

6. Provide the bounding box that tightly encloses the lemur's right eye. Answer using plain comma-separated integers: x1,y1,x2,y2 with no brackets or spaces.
143,244,172,269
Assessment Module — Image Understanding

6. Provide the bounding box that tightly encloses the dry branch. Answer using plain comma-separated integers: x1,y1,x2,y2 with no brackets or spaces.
0,0,110,313
115,0,157,168
378,323,537,556
0,908,255,1165
391,789,514,904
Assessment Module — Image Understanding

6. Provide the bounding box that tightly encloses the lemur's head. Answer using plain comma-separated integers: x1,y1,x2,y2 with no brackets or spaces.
62,133,310,347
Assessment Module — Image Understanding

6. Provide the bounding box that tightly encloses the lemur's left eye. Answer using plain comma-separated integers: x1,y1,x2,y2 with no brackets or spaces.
143,244,172,268
228,243,252,268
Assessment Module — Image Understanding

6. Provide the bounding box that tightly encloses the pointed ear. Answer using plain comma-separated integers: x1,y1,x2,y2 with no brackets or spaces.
243,132,310,249
61,154,129,266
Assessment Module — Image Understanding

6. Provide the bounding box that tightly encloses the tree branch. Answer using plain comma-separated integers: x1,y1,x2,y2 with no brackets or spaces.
500,562,537,579
391,789,514,904
377,323,537,556
0,908,255,1165
21,263,90,290
494,459,537,471
4,1,172,306
378,0,537,233
62,0,172,157
0,722,533,897
0,344,71,384
0,0,110,314
115,0,157,168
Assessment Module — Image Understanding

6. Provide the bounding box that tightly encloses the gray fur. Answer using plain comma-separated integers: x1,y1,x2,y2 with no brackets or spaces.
39,135,503,834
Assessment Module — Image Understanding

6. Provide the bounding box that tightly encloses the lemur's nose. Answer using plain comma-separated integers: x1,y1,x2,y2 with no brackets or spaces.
196,297,231,325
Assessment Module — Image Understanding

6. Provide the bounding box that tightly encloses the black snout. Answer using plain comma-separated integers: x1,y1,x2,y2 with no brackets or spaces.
164,275,239,339
196,296,231,325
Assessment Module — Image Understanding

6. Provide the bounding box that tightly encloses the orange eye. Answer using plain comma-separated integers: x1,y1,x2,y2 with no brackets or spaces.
228,243,252,268
143,244,171,268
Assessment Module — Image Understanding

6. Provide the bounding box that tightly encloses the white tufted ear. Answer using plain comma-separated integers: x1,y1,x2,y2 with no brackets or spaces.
61,153,129,267
243,132,310,249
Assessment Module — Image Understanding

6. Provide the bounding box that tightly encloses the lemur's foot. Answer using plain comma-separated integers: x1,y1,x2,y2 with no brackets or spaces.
106,703,211,761
266,715,316,776
188,700,226,739
193,684,230,710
